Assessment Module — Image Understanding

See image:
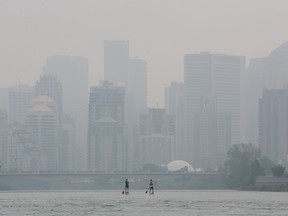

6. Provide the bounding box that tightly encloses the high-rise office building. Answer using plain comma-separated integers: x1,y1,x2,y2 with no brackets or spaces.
165,82,185,159
0,88,9,111
104,41,147,171
25,96,58,172
35,75,62,119
61,114,76,172
43,55,89,171
34,75,63,170
2,123,40,173
87,81,126,172
0,111,7,129
0,110,8,171
126,59,147,171
104,40,129,84
127,59,147,115
184,52,245,167
138,108,175,168
193,97,231,168
247,42,288,146
259,88,288,165
8,85,34,124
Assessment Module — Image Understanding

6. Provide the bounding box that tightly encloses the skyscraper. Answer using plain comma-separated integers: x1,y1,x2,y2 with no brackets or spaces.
138,108,175,168
61,114,76,172
0,110,8,171
184,52,245,167
43,55,89,171
34,75,63,170
8,85,34,124
25,96,58,172
35,75,62,119
104,40,147,171
2,123,40,173
126,58,147,170
259,88,288,165
104,40,129,84
193,97,231,168
247,42,288,146
165,82,185,159
87,81,126,172
0,88,9,111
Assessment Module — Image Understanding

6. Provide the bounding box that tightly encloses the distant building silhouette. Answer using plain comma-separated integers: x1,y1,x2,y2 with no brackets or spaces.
165,82,185,160
34,75,63,170
247,42,288,146
35,75,62,122
8,85,34,124
0,110,8,171
2,123,40,173
104,40,129,84
25,96,58,172
87,81,126,172
184,52,245,167
0,110,7,129
259,88,288,165
138,108,175,169
61,114,76,172
0,88,8,111
43,55,89,171
193,97,231,168
104,40,147,171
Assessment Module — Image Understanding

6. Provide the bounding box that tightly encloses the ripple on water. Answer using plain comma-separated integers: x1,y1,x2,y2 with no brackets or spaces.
1,190,288,216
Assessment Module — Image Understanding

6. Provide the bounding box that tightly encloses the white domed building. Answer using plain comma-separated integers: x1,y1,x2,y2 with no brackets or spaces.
167,160,194,172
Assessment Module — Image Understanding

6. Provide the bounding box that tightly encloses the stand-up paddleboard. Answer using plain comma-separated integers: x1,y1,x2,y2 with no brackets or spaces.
145,189,154,195
122,189,129,195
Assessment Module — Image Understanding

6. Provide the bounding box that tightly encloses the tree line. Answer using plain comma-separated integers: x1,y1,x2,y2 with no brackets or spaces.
225,143,286,189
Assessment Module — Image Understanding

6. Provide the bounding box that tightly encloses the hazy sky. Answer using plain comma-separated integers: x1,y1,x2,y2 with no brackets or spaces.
1,0,288,107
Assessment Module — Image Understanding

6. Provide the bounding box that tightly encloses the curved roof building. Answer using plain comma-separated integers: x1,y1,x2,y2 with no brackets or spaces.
167,160,194,172
269,41,288,58
32,95,56,104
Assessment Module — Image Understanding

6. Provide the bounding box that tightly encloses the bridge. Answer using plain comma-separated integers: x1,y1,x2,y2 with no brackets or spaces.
0,172,227,190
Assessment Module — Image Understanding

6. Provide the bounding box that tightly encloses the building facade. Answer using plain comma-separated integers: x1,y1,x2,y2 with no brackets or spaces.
0,110,8,171
25,96,58,172
193,98,231,168
138,108,175,168
87,82,126,172
165,82,185,160
184,52,245,167
2,123,40,173
43,55,89,171
8,85,34,124
259,88,288,165
104,40,147,171
247,42,288,146
104,40,130,84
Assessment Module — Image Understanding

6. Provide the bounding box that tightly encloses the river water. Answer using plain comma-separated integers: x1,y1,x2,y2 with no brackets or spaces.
0,190,288,216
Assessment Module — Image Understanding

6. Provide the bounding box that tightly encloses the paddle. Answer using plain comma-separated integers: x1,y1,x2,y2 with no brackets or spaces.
145,187,149,194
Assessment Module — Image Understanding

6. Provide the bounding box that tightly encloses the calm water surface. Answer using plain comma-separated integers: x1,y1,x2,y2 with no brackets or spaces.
0,190,288,216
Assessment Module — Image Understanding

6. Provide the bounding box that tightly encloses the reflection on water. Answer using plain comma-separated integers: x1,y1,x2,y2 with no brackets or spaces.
0,190,288,216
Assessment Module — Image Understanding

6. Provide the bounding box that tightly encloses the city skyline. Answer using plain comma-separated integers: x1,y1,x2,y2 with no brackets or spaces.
1,0,288,107
1,41,288,171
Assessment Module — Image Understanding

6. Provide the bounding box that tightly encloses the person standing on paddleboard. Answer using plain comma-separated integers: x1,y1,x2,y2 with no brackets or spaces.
148,179,154,194
123,178,129,194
